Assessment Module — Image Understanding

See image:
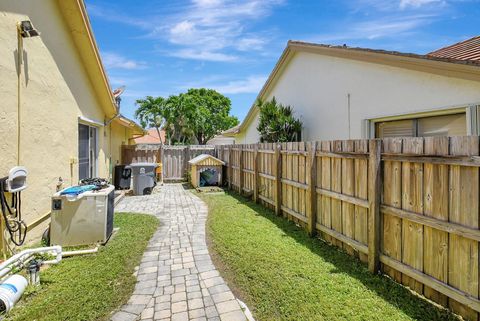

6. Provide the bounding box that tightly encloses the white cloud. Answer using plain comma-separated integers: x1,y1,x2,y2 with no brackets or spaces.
88,0,283,62
311,14,435,43
354,15,435,39
102,52,147,70
170,20,196,36
213,75,268,94
399,0,445,8
171,49,238,62
192,0,223,7
180,75,267,94
161,0,283,61
236,37,266,51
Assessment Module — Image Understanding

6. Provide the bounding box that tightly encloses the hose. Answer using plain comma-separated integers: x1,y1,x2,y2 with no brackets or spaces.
0,179,27,246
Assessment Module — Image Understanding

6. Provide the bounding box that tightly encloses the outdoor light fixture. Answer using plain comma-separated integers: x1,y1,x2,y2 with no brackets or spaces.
19,20,39,38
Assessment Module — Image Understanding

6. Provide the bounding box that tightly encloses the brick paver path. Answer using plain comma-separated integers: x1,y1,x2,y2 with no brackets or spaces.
111,184,249,321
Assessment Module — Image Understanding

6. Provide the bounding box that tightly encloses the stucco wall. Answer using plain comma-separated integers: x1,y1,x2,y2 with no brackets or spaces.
110,121,132,168
237,51,480,143
0,1,117,240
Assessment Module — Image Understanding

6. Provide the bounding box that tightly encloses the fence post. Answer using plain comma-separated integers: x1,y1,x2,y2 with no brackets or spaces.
160,145,164,184
307,142,317,236
184,145,190,181
253,145,259,203
228,146,233,190
274,143,282,216
239,146,244,195
368,139,382,273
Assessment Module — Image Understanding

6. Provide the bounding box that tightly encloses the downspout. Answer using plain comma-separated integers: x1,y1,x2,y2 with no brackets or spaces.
347,93,351,139
16,23,23,166
105,113,119,181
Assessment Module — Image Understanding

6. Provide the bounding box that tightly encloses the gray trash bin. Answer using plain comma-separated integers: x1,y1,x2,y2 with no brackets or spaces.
129,163,158,195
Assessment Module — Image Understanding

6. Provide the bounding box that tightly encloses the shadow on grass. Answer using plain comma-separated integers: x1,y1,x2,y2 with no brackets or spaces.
224,191,458,321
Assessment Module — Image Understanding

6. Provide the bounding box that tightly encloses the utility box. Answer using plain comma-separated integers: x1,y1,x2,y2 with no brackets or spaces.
189,154,224,188
50,185,115,246
130,163,157,195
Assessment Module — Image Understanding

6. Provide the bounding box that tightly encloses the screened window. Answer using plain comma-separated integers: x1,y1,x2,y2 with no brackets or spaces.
375,113,466,138
78,124,97,180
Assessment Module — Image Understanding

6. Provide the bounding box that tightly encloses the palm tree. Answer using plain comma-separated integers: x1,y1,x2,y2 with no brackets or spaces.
134,96,166,145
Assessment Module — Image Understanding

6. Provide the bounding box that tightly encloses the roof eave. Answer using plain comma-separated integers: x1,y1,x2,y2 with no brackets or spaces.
115,115,146,135
235,40,480,136
56,0,118,118
236,46,293,134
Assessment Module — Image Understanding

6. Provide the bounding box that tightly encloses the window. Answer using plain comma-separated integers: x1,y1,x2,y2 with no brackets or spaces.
78,124,97,180
375,113,467,138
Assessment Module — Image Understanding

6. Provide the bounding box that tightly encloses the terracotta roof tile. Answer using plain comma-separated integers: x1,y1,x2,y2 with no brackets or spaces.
134,128,165,144
428,36,480,62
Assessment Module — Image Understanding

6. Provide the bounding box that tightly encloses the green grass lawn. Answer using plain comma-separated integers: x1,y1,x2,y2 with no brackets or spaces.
6,213,158,321
200,191,458,321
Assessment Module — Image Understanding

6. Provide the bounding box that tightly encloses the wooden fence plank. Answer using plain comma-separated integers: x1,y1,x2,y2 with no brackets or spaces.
368,139,382,273
299,142,306,220
293,142,299,219
448,136,479,320
423,136,449,306
275,143,282,215
307,142,317,236
401,137,424,294
239,146,244,195
331,140,343,248
381,255,480,313
316,223,368,254
342,140,355,256
354,139,369,263
382,138,403,282
320,141,332,243
253,145,259,203
228,146,232,190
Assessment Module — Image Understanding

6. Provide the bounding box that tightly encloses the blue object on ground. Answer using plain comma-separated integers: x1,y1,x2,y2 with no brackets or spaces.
60,185,97,195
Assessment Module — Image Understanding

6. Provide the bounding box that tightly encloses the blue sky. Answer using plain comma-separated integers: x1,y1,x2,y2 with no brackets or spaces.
87,0,480,123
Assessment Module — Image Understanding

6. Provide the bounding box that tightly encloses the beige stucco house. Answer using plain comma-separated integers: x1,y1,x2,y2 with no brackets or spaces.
228,39,480,143
0,0,143,240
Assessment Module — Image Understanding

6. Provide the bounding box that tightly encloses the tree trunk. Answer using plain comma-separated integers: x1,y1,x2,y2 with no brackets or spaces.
154,127,163,146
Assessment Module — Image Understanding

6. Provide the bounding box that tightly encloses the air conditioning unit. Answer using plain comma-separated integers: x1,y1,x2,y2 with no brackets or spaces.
50,185,114,247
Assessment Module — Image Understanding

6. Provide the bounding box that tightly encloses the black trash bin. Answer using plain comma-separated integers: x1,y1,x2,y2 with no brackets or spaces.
129,163,157,195
114,165,132,190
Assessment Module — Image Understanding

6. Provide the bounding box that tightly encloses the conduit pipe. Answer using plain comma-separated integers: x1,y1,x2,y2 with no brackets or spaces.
62,246,98,257
0,246,62,279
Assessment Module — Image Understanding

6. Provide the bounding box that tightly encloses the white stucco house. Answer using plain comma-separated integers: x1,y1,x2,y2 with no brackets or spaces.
226,37,480,143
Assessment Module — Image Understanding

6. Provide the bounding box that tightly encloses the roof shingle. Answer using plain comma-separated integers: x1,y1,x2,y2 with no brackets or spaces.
428,36,480,62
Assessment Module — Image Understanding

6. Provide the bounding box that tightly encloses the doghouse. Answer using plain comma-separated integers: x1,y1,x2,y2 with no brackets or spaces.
189,154,225,188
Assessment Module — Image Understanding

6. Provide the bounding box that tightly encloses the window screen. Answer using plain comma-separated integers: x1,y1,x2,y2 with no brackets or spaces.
417,113,466,137
376,119,415,138
78,124,89,180
375,113,466,138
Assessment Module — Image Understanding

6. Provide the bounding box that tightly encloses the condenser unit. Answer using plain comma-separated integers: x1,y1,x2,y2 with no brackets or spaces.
50,185,114,247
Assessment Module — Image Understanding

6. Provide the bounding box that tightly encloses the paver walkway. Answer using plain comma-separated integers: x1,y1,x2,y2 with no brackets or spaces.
111,184,249,321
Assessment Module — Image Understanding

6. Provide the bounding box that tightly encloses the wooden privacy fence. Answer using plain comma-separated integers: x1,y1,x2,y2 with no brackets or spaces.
121,144,216,181
162,145,215,181
215,136,480,321
121,144,161,164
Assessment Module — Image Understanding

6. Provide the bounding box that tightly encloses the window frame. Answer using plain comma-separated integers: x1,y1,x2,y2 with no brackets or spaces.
363,105,479,139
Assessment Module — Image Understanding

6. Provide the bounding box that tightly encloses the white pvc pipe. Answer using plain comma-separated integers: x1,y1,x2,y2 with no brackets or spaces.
62,247,98,257
0,255,33,281
0,246,62,279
